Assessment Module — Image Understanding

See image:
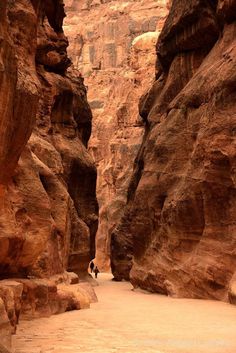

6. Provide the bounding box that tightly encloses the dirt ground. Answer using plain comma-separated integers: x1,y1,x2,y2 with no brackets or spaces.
13,273,236,353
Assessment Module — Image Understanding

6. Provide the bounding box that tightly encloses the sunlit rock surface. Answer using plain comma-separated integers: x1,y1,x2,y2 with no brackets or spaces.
111,0,236,303
64,0,169,270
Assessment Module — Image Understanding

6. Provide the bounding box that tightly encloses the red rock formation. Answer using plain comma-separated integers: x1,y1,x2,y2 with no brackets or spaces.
0,299,12,351
111,0,236,303
64,0,169,270
0,0,39,185
0,0,98,279
0,0,98,347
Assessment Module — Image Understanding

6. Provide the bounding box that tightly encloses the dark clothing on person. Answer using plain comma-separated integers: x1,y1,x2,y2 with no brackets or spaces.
94,266,100,279
90,261,95,273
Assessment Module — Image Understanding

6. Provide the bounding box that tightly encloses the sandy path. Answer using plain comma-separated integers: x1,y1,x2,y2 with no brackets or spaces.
13,273,236,353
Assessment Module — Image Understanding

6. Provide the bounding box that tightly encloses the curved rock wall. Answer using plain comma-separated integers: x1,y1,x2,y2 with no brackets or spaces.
64,0,169,270
0,0,98,347
111,0,236,303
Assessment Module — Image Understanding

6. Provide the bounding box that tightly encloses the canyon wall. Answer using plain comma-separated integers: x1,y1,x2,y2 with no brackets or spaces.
111,0,236,303
0,0,98,348
64,0,169,270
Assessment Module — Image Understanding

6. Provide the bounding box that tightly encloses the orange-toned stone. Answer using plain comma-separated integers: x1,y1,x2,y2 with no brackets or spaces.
64,0,169,270
111,0,236,303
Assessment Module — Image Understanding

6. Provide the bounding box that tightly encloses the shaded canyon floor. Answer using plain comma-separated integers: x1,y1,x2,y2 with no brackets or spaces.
13,274,236,353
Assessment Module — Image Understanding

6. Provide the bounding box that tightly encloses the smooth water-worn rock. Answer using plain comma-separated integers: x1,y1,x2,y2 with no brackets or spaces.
111,0,236,303
0,0,98,280
64,0,169,270
0,0,98,347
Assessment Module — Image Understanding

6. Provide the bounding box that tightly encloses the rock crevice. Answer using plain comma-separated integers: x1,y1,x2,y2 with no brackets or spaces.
64,0,169,270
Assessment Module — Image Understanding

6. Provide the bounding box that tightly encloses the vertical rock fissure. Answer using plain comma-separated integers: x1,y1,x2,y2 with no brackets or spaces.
64,0,169,271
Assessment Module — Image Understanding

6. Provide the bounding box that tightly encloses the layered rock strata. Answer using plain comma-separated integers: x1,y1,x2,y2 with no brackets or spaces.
64,0,169,270
0,0,98,348
111,0,236,303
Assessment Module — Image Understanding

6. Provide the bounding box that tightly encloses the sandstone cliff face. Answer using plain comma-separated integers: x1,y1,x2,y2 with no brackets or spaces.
111,0,236,303
0,0,98,347
64,0,169,270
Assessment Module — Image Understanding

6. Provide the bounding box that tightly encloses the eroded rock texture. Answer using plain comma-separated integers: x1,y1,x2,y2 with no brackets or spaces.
64,0,169,270
0,0,98,347
111,0,236,303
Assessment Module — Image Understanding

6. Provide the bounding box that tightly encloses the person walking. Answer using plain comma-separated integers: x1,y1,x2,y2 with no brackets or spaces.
94,266,100,279
90,261,95,273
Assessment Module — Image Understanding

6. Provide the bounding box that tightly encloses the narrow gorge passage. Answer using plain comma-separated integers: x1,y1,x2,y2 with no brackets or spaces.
1,0,236,351
13,274,236,353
